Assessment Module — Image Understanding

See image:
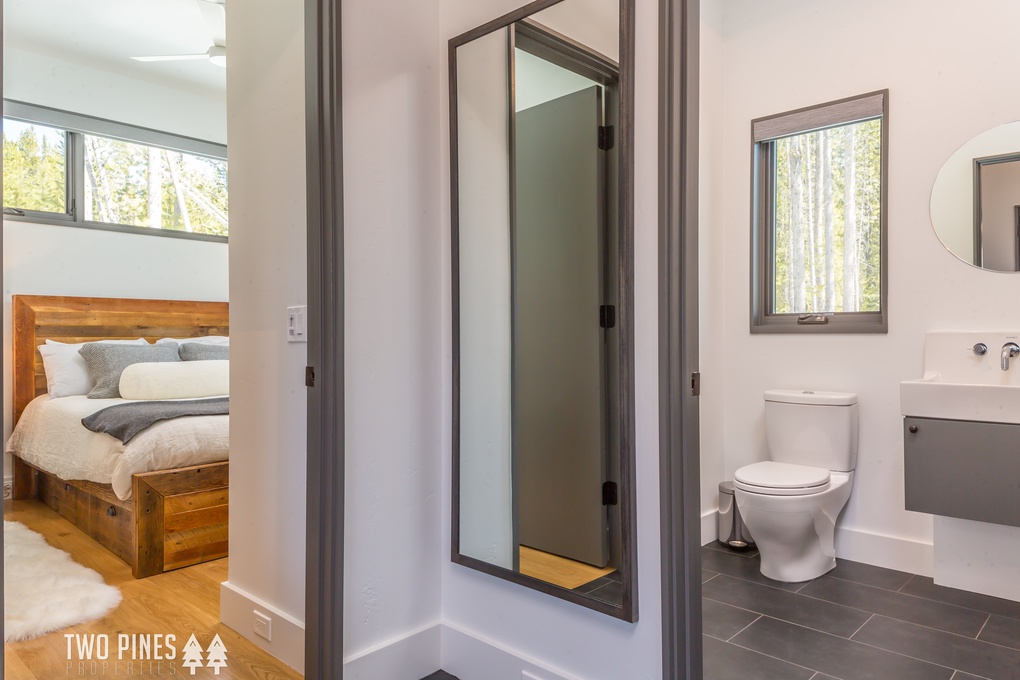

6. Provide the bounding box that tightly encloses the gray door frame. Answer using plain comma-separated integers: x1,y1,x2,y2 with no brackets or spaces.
659,0,702,677
0,0,346,676
304,0,346,677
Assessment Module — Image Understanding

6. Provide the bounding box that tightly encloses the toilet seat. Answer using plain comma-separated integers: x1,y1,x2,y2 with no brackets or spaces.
734,461,831,496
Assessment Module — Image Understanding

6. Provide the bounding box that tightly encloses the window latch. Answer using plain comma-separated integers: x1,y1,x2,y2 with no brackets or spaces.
797,314,830,325
3,207,25,216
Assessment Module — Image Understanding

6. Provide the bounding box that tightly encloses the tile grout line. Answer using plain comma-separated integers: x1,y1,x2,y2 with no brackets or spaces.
799,576,1005,638
826,572,912,593
725,613,763,643
721,622,824,678
861,613,1020,655
742,613,959,678
974,613,991,640
848,613,875,640
896,575,1020,622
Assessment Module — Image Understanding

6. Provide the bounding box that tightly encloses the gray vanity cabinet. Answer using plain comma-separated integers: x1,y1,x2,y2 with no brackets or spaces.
904,416,1020,528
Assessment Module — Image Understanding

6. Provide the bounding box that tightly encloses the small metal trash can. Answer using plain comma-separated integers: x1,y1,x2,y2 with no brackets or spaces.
718,481,754,550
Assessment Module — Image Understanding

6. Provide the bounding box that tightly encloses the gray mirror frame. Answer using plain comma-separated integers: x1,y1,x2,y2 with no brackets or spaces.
449,0,637,622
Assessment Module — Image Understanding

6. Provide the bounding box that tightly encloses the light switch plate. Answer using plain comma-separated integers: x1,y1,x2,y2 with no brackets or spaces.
287,305,307,343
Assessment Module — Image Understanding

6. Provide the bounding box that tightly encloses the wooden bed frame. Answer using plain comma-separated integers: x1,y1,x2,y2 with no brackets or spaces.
11,295,230,578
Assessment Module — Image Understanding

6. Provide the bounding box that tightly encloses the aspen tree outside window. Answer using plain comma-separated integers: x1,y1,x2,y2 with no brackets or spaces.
751,90,888,333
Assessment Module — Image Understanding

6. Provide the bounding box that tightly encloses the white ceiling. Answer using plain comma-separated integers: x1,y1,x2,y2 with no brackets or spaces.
4,0,226,97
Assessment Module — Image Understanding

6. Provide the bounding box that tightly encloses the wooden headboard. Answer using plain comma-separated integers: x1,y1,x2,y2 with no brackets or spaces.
13,295,229,423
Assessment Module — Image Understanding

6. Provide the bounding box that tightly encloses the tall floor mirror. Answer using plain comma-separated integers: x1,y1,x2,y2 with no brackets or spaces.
450,0,637,621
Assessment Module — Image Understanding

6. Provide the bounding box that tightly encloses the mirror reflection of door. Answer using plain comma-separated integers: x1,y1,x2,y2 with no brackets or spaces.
510,21,622,593
974,154,1020,271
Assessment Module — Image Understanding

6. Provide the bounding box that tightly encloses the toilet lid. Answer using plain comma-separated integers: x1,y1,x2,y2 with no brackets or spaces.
734,461,831,496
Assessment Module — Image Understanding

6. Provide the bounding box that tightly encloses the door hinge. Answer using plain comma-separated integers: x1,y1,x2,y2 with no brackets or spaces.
602,481,618,506
305,366,315,387
691,371,701,397
599,305,616,329
598,125,615,151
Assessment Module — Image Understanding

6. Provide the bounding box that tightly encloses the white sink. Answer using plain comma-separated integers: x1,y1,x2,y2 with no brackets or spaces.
900,376,1020,424
900,331,1020,425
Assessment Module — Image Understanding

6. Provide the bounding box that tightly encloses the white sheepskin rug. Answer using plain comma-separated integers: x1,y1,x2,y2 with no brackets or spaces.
4,521,122,642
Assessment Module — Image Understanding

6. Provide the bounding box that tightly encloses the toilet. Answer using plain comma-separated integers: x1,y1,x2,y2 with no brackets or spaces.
734,389,859,583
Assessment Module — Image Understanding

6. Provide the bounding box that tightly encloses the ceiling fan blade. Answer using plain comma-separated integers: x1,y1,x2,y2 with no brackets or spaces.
197,0,226,48
131,54,209,63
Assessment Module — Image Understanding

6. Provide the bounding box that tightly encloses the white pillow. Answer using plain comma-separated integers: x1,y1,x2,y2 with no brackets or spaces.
155,336,229,346
119,360,230,400
38,338,148,398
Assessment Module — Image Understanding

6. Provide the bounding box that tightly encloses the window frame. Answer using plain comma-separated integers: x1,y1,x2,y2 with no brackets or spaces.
750,89,889,334
3,100,228,243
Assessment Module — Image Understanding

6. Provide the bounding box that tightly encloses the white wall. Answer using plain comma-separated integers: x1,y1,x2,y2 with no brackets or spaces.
220,0,307,671
698,0,726,542
340,0,445,675
5,46,226,144
701,0,1020,574
439,0,664,678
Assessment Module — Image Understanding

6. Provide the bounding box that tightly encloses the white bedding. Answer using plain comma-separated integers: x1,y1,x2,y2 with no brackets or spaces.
6,395,229,501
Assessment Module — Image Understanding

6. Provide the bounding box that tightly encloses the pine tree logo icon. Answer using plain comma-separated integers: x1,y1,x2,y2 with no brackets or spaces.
206,634,229,674
182,635,205,675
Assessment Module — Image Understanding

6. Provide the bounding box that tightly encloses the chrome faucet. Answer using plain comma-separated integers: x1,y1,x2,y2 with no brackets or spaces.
1002,342,1020,370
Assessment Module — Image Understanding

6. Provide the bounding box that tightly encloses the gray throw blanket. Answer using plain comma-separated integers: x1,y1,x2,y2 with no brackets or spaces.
81,397,229,444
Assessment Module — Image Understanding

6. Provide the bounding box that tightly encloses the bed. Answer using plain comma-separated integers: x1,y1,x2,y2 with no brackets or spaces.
8,295,230,578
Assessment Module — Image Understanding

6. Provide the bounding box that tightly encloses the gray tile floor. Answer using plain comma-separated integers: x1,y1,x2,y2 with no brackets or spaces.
703,543,1020,680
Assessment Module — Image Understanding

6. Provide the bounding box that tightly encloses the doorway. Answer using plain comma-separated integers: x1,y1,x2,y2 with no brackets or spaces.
1,0,345,677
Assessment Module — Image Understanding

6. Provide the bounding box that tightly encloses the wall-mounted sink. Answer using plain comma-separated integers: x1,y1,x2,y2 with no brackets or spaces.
900,331,1020,424
901,377,1020,424
901,331,1020,530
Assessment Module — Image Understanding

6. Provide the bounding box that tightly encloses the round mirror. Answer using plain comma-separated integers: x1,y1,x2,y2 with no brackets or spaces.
931,121,1020,272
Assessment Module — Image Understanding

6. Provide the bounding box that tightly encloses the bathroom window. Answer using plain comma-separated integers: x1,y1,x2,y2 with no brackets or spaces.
751,90,888,333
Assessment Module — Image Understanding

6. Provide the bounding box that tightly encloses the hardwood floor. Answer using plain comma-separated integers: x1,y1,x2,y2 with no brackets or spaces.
4,500,303,680
518,545,615,590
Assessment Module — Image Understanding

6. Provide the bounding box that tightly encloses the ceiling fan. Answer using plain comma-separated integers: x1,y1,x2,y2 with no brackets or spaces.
131,0,226,68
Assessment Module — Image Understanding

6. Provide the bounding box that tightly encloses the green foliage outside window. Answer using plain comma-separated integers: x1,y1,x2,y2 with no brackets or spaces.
83,136,228,236
772,119,881,315
3,120,67,214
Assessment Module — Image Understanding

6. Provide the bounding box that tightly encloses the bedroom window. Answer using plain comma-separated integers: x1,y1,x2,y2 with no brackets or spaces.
751,90,888,333
2,119,71,217
3,101,228,241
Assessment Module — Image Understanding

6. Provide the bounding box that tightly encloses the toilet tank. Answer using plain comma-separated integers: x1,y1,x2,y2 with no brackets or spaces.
764,390,859,472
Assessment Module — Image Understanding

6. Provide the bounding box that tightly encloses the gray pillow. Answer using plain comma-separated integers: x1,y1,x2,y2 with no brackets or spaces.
179,343,230,361
79,343,180,399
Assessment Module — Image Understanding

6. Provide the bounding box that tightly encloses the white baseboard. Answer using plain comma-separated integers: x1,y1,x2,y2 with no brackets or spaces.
341,621,579,680
834,525,933,577
441,622,579,680
220,581,305,673
343,621,441,680
701,508,718,546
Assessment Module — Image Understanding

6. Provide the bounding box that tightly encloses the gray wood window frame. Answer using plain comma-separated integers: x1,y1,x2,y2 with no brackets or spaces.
750,90,889,334
3,99,229,244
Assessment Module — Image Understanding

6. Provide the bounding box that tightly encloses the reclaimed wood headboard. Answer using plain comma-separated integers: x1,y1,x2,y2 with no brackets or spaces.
13,295,229,424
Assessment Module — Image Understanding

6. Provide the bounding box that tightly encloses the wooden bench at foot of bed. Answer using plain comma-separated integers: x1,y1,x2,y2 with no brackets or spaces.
15,457,228,579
